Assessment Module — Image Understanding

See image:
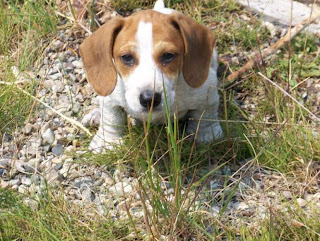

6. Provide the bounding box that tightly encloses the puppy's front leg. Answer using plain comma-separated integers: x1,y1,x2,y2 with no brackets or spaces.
90,98,126,152
186,88,222,143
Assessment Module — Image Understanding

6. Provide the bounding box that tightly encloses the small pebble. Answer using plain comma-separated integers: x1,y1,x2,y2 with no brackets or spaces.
24,123,33,134
283,191,292,199
297,198,307,207
42,128,55,145
21,177,32,186
52,144,64,156
82,188,95,202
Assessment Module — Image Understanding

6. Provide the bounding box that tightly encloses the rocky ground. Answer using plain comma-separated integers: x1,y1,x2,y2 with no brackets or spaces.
1,3,320,232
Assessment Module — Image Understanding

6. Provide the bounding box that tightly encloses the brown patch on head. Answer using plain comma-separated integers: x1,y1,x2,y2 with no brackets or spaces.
112,15,141,79
151,12,185,79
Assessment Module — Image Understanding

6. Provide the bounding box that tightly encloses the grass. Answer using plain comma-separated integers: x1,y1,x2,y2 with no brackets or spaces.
0,0,58,135
1,0,320,240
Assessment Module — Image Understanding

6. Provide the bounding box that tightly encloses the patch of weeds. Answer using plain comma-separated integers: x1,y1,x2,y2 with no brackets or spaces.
0,188,20,209
111,0,153,13
266,33,320,87
255,202,320,240
0,187,134,241
0,0,58,137
217,19,270,53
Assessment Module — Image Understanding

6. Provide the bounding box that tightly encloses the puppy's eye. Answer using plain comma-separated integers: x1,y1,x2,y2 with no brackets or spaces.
161,52,175,65
120,54,134,66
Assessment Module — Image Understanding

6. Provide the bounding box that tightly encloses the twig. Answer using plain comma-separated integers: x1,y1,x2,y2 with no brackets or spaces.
55,10,92,34
225,10,320,83
258,72,320,124
1,80,92,136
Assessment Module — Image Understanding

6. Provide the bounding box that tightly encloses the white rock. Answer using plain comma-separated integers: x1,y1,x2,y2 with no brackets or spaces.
21,177,32,186
283,191,292,199
18,185,28,194
297,198,307,207
42,128,55,145
109,182,133,197
82,188,95,202
53,82,65,93
23,123,33,134
49,72,63,81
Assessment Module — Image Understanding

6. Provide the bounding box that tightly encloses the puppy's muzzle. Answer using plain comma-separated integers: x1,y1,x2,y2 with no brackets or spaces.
139,90,162,110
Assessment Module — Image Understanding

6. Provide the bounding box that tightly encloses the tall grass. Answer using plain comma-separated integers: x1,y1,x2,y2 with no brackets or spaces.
0,0,58,135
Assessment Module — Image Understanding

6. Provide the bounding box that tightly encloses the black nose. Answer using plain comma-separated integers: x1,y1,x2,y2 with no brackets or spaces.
139,90,162,109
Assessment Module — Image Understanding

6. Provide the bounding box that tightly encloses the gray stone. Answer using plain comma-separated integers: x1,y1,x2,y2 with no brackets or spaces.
53,82,65,93
53,40,63,50
18,185,28,194
43,79,54,89
109,182,133,197
58,52,67,62
82,188,95,202
56,62,63,71
9,178,21,186
75,93,84,103
54,163,63,171
72,102,81,114
46,169,61,182
48,68,58,75
23,123,33,134
21,177,32,186
30,174,41,184
52,144,64,156
24,158,39,173
0,168,5,177
68,56,76,62
49,72,63,81
13,161,26,173
72,60,82,68
297,198,307,207
283,191,292,199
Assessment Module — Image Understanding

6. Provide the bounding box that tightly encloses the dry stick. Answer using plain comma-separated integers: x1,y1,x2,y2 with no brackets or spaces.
225,10,320,83
258,72,320,124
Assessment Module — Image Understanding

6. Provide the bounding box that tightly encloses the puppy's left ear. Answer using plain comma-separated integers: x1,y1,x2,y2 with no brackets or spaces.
172,14,216,88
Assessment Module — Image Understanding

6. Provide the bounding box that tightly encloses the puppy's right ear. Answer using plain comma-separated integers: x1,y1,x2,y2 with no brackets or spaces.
80,17,124,96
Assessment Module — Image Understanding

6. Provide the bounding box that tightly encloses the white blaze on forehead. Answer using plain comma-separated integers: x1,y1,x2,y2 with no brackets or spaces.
123,20,176,121
136,21,154,66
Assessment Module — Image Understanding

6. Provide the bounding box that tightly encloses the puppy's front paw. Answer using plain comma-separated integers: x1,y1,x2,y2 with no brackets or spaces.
82,108,100,126
187,122,222,143
89,133,123,153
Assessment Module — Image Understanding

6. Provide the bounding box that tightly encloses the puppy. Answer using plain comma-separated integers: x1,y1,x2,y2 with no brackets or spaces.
80,0,222,152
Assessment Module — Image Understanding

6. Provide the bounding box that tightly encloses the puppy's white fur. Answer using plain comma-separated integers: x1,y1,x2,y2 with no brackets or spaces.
82,1,222,152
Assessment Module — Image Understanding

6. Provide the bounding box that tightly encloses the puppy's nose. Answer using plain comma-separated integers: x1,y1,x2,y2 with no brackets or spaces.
139,90,161,109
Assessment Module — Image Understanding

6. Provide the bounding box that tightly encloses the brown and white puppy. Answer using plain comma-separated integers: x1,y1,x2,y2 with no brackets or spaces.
80,0,222,152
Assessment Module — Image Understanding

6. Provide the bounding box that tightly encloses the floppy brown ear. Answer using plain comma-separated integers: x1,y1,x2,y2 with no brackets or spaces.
172,14,216,88
79,17,124,96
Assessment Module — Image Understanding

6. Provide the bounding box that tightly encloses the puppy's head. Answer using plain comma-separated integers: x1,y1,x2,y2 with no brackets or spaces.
80,9,216,121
